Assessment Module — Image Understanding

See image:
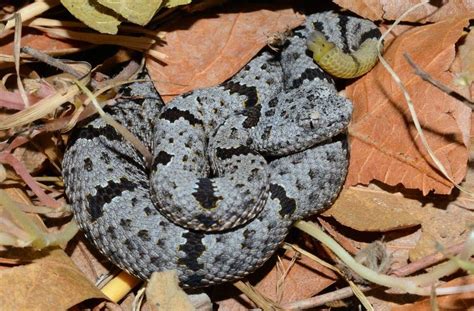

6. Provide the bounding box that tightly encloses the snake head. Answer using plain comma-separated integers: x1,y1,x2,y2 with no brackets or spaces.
299,84,352,140
252,83,352,156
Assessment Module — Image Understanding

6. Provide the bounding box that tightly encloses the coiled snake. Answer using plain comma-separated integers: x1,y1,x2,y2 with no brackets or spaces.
63,12,381,288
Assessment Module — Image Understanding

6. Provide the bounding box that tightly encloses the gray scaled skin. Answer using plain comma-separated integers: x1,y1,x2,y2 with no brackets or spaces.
62,12,380,288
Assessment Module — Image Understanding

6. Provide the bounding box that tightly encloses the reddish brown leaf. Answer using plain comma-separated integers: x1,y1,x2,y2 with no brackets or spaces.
254,250,337,304
333,0,383,21
12,145,47,174
215,250,337,309
334,0,474,23
146,3,304,102
345,16,472,195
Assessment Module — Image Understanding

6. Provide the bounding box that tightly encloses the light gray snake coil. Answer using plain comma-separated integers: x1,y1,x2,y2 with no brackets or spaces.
63,12,381,288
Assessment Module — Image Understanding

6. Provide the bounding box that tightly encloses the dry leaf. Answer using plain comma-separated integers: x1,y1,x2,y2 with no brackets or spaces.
60,0,122,34
12,146,48,174
146,270,194,311
146,3,304,102
334,0,474,23
67,234,116,285
0,248,107,310
0,152,62,208
392,275,474,310
346,16,472,195
323,187,421,232
253,250,337,304
216,249,337,309
407,201,474,261
333,0,383,21
164,0,193,8
455,27,474,98
97,0,163,25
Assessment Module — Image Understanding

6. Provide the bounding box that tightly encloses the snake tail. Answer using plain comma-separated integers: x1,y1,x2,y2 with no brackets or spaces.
306,30,380,79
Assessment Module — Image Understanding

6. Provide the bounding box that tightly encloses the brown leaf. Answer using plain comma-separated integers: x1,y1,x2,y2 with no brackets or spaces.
215,249,337,309
323,180,474,269
146,3,304,102
392,275,474,310
454,27,474,99
322,187,421,232
333,0,383,21
255,250,337,304
334,0,474,23
407,199,474,261
346,16,472,195
12,145,47,174
0,248,107,310
67,234,116,285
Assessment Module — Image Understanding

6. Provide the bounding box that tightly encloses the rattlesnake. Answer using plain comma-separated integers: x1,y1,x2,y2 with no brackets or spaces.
63,11,381,288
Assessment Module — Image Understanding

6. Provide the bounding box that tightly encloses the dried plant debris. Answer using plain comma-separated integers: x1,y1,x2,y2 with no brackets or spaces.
60,0,192,34
0,1,473,310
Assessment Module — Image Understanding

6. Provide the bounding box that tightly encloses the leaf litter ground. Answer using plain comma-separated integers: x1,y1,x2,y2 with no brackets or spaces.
0,1,473,310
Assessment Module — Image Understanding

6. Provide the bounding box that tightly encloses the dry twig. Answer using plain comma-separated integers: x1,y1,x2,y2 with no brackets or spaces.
404,52,474,109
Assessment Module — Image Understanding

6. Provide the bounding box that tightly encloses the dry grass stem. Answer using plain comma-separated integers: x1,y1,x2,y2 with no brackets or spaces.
3,0,60,31
376,0,471,195
233,280,279,311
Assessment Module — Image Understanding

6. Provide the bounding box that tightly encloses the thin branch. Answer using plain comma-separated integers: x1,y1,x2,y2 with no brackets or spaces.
391,241,465,277
21,46,84,79
404,52,473,109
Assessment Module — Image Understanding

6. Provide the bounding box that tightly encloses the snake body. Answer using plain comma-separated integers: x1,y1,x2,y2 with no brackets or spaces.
63,12,381,287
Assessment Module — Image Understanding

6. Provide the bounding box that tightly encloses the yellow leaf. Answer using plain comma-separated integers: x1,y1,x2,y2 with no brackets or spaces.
97,0,163,25
60,0,121,34
146,271,194,310
164,0,192,8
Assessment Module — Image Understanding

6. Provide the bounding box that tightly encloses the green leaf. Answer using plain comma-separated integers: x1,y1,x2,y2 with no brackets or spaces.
97,0,163,25
60,0,121,34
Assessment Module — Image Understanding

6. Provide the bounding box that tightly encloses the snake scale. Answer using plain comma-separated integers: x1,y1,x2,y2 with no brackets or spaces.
63,12,381,288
